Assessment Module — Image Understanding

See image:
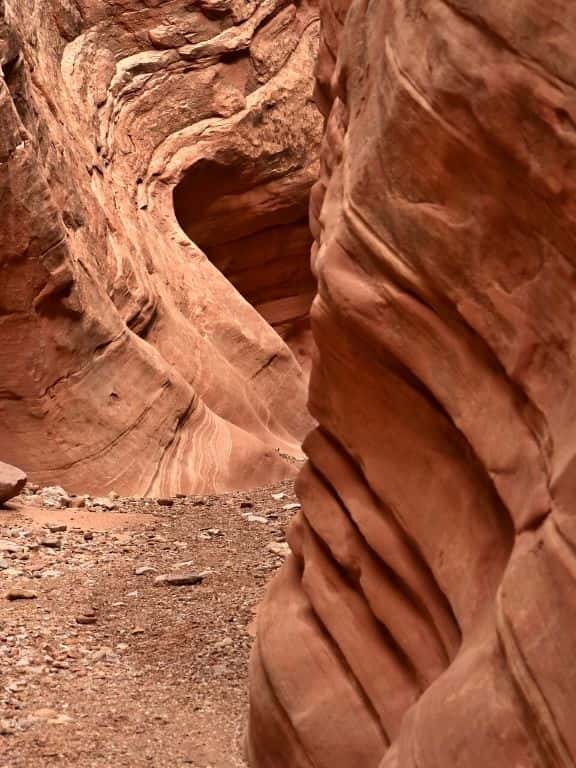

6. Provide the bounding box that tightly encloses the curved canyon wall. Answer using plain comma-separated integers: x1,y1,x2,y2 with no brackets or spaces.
0,0,321,495
248,0,576,766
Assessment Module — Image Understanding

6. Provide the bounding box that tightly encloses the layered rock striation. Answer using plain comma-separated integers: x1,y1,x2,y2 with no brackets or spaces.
248,0,576,766
0,0,321,495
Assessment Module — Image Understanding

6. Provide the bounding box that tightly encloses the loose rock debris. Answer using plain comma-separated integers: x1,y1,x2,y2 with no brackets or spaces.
0,480,298,767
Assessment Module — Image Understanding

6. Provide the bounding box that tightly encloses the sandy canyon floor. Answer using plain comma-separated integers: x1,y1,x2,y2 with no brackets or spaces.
0,478,300,767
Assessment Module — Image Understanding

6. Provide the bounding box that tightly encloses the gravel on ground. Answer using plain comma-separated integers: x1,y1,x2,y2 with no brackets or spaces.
0,479,301,768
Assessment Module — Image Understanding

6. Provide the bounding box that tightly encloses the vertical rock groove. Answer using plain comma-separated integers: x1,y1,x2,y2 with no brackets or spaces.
248,0,576,766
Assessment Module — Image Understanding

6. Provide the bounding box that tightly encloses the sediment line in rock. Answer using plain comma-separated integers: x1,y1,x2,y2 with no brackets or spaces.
0,0,322,494
248,0,576,766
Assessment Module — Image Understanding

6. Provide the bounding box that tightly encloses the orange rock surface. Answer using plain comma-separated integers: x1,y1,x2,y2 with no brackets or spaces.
0,0,320,495
248,1,576,765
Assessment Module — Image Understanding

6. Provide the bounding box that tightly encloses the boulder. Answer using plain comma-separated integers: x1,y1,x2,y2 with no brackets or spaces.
0,461,26,504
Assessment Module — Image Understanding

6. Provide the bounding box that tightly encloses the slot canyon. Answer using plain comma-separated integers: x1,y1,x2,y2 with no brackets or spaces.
0,0,320,497
2,0,576,767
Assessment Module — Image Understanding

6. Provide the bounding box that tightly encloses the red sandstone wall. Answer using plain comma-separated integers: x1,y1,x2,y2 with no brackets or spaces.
248,0,576,765
0,0,320,495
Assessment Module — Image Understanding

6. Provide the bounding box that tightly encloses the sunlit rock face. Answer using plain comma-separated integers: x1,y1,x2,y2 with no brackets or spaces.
248,0,576,766
0,0,321,495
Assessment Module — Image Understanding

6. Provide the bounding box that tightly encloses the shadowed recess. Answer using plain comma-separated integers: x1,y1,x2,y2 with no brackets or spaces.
174,153,316,373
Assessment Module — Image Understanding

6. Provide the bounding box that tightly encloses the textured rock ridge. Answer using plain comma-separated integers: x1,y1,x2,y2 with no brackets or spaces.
0,0,320,495
248,0,576,766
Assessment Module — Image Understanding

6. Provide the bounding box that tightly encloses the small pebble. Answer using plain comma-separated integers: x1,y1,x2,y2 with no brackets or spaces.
134,566,155,576
243,514,268,524
76,615,97,625
154,572,204,587
40,538,61,549
267,542,291,558
46,523,67,533
6,589,38,600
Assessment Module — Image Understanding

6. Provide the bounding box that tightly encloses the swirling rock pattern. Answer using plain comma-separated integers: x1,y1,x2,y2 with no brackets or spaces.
0,0,321,495
248,0,576,766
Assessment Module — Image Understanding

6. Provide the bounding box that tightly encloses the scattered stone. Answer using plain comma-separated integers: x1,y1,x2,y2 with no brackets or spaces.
131,627,145,635
76,609,97,625
40,537,61,549
156,498,174,507
83,531,94,541
267,542,291,558
154,572,204,587
0,461,27,504
89,497,116,510
283,503,301,511
108,491,120,500
46,522,67,533
0,719,15,735
3,567,24,578
0,539,21,553
76,615,97,625
240,501,253,509
134,566,155,576
6,589,38,600
91,647,113,662
243,514,268,524
175,493,187,499
198,528,223,540
41,569,62,579
41,486,71,508
70,496,88,509
271,492,286,501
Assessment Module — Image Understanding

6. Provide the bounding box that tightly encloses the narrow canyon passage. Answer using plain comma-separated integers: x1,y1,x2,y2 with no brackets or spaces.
174,155,317,374
4,0,575,766
0,0,321,496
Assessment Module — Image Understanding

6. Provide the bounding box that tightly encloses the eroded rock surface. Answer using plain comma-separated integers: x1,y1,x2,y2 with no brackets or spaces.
0,462,26,504
0,0,320,496
248,1,576,766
